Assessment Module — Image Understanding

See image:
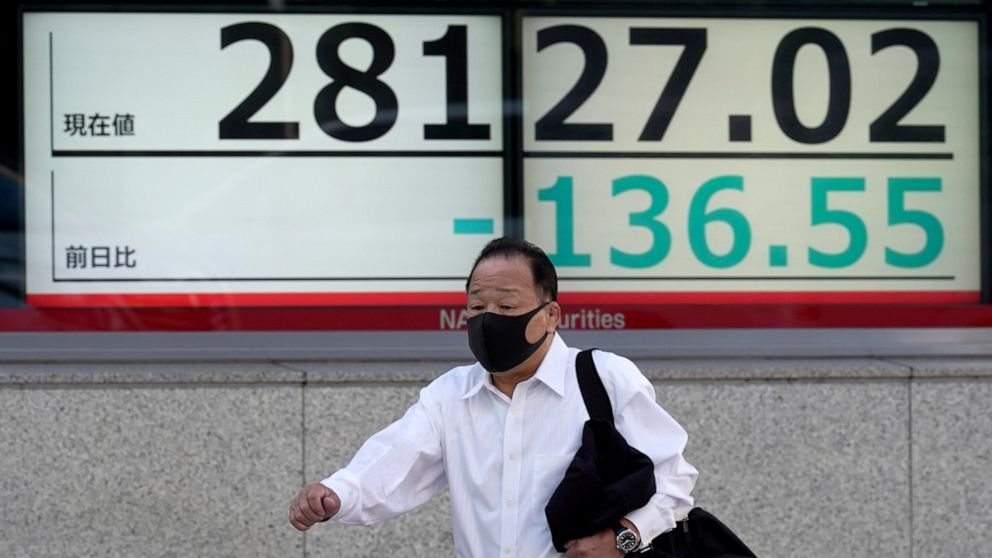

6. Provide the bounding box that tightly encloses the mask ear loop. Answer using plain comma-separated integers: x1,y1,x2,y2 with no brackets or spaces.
524,301,553,347
538,300,556,331
531,301,553,332
503,302,552,372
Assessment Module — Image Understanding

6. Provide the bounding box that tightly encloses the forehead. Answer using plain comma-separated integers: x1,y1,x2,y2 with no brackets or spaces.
468,255,538,296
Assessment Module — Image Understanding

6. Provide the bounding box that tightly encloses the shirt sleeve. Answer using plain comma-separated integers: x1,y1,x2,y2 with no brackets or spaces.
593,351,698,544
320,386,447,526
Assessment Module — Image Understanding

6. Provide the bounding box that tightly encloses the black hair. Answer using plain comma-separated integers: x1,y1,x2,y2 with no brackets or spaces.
466,237,558,302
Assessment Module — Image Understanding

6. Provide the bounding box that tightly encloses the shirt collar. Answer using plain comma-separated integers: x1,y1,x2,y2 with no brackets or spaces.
461,333,568,400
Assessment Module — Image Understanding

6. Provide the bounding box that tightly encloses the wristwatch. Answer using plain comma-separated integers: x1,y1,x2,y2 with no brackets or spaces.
612,522,640,554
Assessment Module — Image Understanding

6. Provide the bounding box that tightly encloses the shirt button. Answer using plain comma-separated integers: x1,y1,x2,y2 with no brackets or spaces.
510,407,519,416
503,546,512,554
505,498,514,507
508,453,518,461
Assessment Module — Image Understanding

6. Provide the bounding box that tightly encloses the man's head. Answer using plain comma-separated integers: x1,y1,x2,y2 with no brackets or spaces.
466,237,558,303
465,238,561,375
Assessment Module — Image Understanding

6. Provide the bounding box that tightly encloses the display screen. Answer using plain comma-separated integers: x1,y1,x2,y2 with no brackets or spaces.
522,17,980,305
23,12,505,307
6,5,990,331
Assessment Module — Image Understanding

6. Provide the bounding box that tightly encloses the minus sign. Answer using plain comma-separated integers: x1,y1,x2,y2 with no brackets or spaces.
453,218,495,235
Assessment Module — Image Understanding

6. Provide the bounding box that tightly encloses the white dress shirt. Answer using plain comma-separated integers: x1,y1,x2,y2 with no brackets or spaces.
322,333,697,557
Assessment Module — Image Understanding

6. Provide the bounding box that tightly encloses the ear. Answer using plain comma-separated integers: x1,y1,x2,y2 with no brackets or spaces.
545,301,561,332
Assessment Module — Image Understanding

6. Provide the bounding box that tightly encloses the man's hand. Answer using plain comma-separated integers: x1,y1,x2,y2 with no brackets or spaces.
288,482,340,531
563,528,624,558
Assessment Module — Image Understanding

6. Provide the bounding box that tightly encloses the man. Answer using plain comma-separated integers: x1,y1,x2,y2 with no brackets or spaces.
289,237,697,557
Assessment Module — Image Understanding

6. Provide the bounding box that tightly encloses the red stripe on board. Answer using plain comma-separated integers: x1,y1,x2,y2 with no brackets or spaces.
26,290,981,308
558,291,981,305
1,303,991,331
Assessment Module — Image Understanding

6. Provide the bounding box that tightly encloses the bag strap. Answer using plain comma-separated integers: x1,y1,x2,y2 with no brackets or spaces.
575,348,614,424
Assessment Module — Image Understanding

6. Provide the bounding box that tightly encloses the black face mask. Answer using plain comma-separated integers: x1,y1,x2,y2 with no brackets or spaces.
467,302,550,373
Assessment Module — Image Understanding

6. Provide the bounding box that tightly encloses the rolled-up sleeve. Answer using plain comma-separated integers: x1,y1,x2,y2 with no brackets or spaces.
594,351,698,542
321,387,447,525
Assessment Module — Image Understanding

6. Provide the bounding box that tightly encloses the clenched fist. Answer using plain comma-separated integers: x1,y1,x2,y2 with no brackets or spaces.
288,482,340,531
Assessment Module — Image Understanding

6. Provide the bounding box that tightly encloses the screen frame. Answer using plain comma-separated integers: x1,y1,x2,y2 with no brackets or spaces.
2,0,990,359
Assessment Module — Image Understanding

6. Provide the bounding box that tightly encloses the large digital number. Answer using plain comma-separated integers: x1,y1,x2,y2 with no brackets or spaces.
423,25,491,140
870,29,944,142
537,176,592,266
687,176,751,268
535,25,612,141
538,174,945,272
314,22,398,142
221,22,494,142
219,22,299,140
808,178,867,268
534,26,707,142
886,178,943,267
219,21,951,147
772,28,851,144
629,28,706,142
610,175,671,268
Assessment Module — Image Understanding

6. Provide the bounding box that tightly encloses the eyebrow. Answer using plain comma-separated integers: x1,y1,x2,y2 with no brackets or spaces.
469,286,519,296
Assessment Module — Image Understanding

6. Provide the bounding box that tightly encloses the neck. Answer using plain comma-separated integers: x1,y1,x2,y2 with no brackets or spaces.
490,368,536,397
488,333,554,397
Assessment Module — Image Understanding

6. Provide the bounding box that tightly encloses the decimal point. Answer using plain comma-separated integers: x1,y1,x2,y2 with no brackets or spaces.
729,115,752,142
769,245,788,267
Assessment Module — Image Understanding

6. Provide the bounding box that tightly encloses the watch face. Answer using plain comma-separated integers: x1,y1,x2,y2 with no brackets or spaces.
617,529,639,553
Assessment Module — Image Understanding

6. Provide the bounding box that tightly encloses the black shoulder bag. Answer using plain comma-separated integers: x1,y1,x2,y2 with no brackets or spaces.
552,348,758,558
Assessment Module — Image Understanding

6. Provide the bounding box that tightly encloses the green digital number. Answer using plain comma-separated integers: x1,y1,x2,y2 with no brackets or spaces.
538,174,943,274
687,175,751,268
886,178,943,268
808,177,867,268
537,176,592,267
610,175,671,268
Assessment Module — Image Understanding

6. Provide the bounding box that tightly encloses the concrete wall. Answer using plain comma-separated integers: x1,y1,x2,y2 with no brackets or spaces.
1,357,990,558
